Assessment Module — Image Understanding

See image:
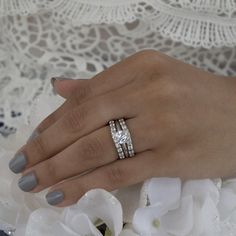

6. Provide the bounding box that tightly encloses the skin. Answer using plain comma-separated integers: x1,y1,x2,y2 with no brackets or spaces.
11,50,236,207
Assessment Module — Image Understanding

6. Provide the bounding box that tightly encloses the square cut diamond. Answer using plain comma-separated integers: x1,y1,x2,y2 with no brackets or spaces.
113,130,130,144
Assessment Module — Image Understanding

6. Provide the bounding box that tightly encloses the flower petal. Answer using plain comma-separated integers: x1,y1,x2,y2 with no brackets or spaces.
161,196,193,236
119,229,140,236
218,188,236,220
62,211,101,236
133,204,168,235
199,196,220,236
147,178,181,210
182,179,219,205
63,189,123,236
119,224,140,236
51,222,79,236
25,208,61,236
114,183,143,223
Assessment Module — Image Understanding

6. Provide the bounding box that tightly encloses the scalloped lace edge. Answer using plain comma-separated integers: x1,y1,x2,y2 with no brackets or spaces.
49,0,236,23
170,0,236,15
49,0,236,48
1,0,236,48
150,11,236,48
1,0,236,16
50,0,139,24
0,0,38,16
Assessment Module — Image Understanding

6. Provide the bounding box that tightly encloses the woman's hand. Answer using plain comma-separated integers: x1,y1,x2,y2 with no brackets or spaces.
9,50,236,207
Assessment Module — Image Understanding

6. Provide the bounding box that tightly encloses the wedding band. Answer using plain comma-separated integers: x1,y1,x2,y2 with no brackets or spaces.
109,118,135,160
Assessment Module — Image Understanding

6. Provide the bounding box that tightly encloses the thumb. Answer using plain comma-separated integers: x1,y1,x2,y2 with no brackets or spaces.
51,77,88,99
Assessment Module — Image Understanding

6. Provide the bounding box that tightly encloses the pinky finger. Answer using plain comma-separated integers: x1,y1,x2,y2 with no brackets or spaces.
46,151,155,207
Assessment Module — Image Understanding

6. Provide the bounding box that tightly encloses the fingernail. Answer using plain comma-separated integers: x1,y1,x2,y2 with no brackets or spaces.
46,190,65,206
9,153,27,173
27,130,39,143
51,77,67,87
18,172,38,192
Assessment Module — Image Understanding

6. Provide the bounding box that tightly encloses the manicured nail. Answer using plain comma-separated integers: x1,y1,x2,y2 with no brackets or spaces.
9,153,27,173
18,172,38,192
51,77,67,87
27,130,39,143
46,190,65,206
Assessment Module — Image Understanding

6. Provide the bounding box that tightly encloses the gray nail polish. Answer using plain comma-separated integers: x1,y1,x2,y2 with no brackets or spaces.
27,130,39,143
18,172,38,192
46,191,65,206
9,153,27,173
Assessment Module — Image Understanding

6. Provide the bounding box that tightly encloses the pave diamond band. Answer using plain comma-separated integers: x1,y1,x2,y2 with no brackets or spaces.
109,118,135,160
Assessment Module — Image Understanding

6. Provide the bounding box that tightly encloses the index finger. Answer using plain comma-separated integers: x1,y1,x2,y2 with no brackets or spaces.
32,52,145,137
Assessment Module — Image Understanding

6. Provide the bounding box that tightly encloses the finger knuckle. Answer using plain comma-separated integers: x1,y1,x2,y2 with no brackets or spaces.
105,165,126,186
62,106,87,133
37,113,57,132
158,78,179,98
135,50,166,73
81,137,105,163
88,97,112,121
72,83,92,105
136,49,158,60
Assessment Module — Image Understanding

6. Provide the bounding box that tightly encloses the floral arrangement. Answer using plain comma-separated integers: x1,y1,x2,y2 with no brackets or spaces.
1,92,236,236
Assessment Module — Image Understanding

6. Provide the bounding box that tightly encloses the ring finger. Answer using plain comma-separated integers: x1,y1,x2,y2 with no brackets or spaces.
10,84,138,174
18,116,157,193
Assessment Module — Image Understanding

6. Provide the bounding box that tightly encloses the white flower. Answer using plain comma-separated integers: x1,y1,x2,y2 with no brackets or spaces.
63,189,123,236
120,224,139,236
24,189,123,236
114,183,145,223
133,178,193,236
183,180,220,236
133,178,226,236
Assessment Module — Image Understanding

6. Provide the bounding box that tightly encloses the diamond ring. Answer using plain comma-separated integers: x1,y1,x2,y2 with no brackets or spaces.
109,119,135,160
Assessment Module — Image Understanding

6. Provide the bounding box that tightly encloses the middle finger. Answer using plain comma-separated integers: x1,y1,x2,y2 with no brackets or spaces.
18,117,153,192
10,85,138,174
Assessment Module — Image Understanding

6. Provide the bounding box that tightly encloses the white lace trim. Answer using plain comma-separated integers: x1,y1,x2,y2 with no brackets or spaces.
184,0,236,15
46,0,236,48
0,0,39,16
158,0,236,16
149,7,236,48
1,0,236,16
0,0,236,48
48,0,236,24
49,0,143,24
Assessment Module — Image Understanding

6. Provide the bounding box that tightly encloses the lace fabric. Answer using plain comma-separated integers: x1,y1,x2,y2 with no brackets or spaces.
0,6,236,137
1,0,236,48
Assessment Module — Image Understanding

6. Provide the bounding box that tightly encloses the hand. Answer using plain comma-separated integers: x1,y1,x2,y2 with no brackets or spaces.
9,50,236,207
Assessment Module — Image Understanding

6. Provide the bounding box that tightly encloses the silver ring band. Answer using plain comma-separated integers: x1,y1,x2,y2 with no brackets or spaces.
109,118,135,160
118,119,135,157
115,120,129,158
